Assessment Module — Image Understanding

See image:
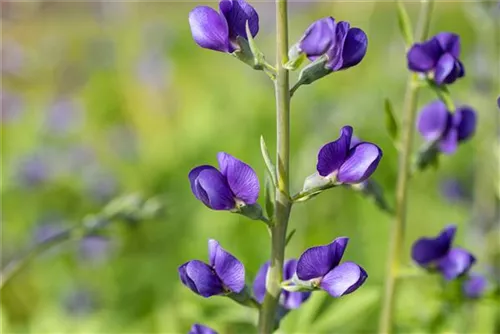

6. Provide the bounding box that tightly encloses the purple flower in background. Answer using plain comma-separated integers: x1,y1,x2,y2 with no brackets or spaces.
298,17,367,71
63,288,97,317
45,97,83,135
188,152,260,211
189,324,218,334
79,236,110,264
407,32,464,85
463,274,487,299
253,259,311,309
178,239,245,298
1,90,23,123
417,100,477,154
411,225,476,280
296,237,368,297
440,178,469,203
82,168,119,203
16,153,51,187
316,126,382,184
189,0,259,53
1,40,24,76
34,223,64,243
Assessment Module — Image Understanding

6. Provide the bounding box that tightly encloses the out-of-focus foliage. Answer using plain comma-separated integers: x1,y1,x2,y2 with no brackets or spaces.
1,1,498,333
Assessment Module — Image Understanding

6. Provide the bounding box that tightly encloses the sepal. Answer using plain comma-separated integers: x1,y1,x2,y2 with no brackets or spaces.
290,55,330,96
293,172,335,203
284,43,307,70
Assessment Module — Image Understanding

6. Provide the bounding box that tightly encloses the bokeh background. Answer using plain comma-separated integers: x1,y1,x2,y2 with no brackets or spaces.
1,1,499,333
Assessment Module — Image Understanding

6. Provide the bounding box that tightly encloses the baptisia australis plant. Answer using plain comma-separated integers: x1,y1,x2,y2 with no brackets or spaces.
184,0,378,332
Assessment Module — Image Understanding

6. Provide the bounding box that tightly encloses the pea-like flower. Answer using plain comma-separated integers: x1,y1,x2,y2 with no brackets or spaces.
462,274,487,299
316,126,382,184
178,239,245,298
253,259,311,310
417,100,477,154
298,17,367,72
188,0,259,53
188,152,260,211
407,32,464,85
411,225,476,280
189,324,217,334
296,237,368,297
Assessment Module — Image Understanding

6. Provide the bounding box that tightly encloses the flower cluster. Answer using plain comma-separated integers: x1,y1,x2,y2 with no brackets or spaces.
409,32,478,159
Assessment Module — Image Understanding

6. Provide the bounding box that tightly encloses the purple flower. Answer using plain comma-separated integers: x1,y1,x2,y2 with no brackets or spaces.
440,178,469,203
253,259,311,310
188,0,259,53
316,126,382,184
63,288,97,317
1,90,23,124
189,324,218,334
407,32,464,85
178,239,245,298
79,236,110,264
417,100,477,154
298,17,367,71
296,237,368,297
45,97,83,135
188,152,260,211
16,153,51,187
411,225,476,280
462,274,487,299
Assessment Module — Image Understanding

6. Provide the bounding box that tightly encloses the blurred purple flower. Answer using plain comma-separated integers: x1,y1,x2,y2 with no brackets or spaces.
189,0,259,53
188,152,260,211
178,239,245,298
107,125,138,161
189,324,218,334
417,100,477,154
63,288,97,317
1,40,24,76
16,153,51,187
463,274,487,299
82,169,118,204
411,225,476,280
440,178,470,203
296,237,368,297
298,17,367,72
407,32,464,85
45,97,83,135
79,235,110,264
136,50,170,91
253,259,311,309
33,223,64,244
1,90,23,124
316,126,382,184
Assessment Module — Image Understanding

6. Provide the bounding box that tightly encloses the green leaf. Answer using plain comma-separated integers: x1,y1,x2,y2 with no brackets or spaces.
384,98,399,142
260,135,277,187
264,177,275,221
284,229,296,247
245,21,264,66
396,0,414,46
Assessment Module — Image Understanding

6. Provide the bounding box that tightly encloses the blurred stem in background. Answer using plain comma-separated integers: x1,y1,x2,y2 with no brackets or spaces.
379,1,435,333
258,0,291,333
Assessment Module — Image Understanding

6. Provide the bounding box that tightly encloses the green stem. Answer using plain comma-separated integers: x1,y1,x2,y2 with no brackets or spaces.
378,1,434,333
258,0,291,333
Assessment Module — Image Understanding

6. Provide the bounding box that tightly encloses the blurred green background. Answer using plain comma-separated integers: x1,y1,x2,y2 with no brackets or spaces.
1,1,499,333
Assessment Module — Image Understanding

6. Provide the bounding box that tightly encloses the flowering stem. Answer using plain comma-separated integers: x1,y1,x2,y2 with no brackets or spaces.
379,1,434,333
258,0,291,332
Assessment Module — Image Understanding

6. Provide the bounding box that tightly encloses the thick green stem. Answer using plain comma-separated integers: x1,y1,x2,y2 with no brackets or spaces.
379,1,434,333
258,0,291,333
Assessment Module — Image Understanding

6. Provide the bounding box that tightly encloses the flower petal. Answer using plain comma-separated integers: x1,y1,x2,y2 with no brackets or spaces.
434,53,456,85
417,100,450,141
439,128,458,155
411,225,456,266
189,165,218,201
208,239,245,293
189,323,218,334
325,21,350,71
435,32,461,58
337,142,382,184
298,17,336,59
281,289,312,310
316,126,353,177
462,274,487,299
217,152,260,204
252,261,270,303
219,0,259,40
179,260,225,297
195,168,235,210
320,261,368,297
296,237,349,280
454,106,477,141
340,27,368,70
189,6,230,53
407,38,442,72
438,247,476,280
